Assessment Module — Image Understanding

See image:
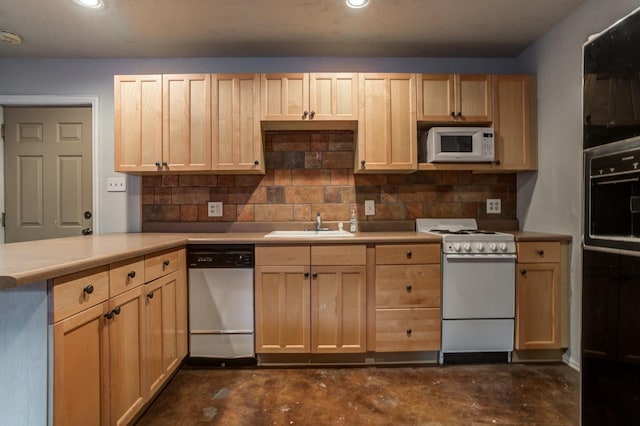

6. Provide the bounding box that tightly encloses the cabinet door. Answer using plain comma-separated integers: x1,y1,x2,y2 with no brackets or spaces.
108,286,145,426
492,75,537,170
212,74,264,173
162,74,211,171
53,302,109,426
114,75,162,172
311,266,366,353
417,74,456,122
261,73,309,120
309,73,358,120
255,265,310,353
515,262,561,349
457,74,492,123
357,73,417,173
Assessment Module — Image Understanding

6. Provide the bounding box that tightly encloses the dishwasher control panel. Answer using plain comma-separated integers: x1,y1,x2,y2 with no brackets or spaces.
187,245,254,268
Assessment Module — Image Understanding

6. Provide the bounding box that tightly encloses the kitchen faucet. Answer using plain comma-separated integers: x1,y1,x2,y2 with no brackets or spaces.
316,212,328,231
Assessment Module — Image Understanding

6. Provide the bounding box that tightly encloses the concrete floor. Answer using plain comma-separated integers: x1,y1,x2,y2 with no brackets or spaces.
136,363,579,425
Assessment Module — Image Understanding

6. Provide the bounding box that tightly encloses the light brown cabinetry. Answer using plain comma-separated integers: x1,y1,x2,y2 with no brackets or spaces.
374,244,441,352
356,73,417,173
255,244,366,354
260,73,358,123
417,74,492,123
114,75,163,173
492,75,537,170
212,74,264,173
51,247,187,426
515,241,562,350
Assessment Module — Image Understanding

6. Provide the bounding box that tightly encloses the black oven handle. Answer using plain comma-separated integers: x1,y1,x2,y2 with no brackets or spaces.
593,176,640,185
444,254,517,261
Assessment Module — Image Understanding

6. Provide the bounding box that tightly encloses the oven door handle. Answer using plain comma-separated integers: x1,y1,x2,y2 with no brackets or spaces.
444,254,517,260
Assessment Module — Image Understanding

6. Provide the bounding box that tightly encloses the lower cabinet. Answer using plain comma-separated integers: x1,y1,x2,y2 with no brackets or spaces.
255,244,367,354
51,247,187,426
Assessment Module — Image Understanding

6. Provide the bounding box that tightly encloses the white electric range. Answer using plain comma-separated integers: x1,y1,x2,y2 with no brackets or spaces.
416,218,516,364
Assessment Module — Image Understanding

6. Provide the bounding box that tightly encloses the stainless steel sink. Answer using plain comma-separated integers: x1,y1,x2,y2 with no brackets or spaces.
264,230,355,238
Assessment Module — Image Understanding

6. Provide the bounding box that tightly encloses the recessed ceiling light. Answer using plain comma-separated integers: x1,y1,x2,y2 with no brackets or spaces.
73,0,104,9
346,0,369,9
0,30,22,45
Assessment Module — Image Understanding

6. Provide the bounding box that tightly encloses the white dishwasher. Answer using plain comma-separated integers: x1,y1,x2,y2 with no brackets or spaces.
187,245,255,367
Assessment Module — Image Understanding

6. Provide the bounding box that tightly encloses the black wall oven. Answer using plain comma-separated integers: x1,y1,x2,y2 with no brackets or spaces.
582,7,640,426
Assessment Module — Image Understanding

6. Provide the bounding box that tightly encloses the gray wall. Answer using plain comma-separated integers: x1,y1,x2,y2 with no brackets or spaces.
0,57,521,234
516,0,640,368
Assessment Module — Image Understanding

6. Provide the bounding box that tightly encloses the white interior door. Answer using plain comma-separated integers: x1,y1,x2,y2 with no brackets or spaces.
4,106,93,242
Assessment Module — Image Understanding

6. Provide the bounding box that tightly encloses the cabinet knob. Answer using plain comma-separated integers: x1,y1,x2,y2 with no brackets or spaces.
520,269,527,276
450,112,455,118
312,272,318,279
113,306,121,316
105,306,121,319
147,291,154,299
302,111,308,119
254,160,259,165
162,161,168,167
456,112,462,118
360,160,366,166
310,111,316,119
406,284,413,292
155,161,161,167
494,160,501,166
537,249,545,256
304,271,310,279
406,328,412,336
128,271,136,279
163,260,170,268
83,284,94,295
406,250,412,259
104,311,113,320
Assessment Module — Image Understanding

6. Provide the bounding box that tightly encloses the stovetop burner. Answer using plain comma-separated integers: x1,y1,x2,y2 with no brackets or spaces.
416,218,516,254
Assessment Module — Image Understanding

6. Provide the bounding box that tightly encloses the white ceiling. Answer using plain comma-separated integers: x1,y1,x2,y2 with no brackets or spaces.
0,0,585,59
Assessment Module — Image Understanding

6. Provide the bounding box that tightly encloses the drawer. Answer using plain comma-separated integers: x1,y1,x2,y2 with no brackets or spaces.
312,244,366,266
376,244,440,265
255,245,310,266
375,308,441,352
53,266,110,322
376,265,441,308
517,242,560,263
145,248,180,282
109,256,145,297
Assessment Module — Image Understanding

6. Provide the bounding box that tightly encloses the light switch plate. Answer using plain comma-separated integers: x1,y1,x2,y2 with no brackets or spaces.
486,198,501,214
365,200,375,216
107,177,126,192
208,202,223,217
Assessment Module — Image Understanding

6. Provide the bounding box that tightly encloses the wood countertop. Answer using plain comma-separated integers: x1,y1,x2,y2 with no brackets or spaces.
0,231,441,289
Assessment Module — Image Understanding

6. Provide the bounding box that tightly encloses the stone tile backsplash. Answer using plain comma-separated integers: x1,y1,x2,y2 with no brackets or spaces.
141,130,517,226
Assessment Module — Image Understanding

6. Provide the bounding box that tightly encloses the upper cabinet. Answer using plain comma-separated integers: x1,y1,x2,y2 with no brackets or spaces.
356,73,417,173
492,75,538,171
163,74,212,172
417,74,492,123
114,75,163,173
212,74,264,174
261,73,358,124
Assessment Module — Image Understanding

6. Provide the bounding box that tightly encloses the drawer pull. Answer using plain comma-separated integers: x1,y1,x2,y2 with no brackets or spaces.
163,260,170,268
406,284,413,292
83,284,94,295
128,270,136,279
406,250,412,259
406,328,412,336
537,249,545,256
147,291,154,299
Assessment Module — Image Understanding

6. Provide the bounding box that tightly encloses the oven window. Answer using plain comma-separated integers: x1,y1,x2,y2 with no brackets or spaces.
441,135,472,152
590,175,640,237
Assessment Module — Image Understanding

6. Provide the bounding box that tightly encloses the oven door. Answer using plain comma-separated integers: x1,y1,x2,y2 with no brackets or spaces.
441,254,516,319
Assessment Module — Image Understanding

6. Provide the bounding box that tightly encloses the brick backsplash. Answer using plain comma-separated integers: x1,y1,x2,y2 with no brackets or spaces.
141,130,517,226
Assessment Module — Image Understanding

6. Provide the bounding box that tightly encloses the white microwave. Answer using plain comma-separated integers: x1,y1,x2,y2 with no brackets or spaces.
425,127,495,163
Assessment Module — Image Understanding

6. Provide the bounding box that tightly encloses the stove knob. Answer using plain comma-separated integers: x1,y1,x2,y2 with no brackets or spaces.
499,243,508,252
453,243,461,252
489,243,498,252
476,243,484,251
463,243,471,252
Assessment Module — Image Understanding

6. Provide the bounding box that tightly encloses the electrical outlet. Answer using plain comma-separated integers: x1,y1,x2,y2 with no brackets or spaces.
486,198,501,214
107,177,126,192
208,202,223,217
365,200,375,216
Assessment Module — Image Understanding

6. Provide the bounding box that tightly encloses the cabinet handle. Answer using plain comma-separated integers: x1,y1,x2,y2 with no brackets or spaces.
494,160,501,166
312,272,318,279
155,161,161,168
163,259,170,268
406,250,412,259
105,306,121,319
113,306,121,315
83,284,94,295
406,328,412,336
302,111,308,119
104,311,114,320
147,291,154,299
520,269,527,276
254,160,259,165
537,249,545,256
360,160,366,166
127,270,136,279
304,272,310,279
450,112,455,118
406,284,413,292
162,161,168,167
310,111,315,119
456,112,462,118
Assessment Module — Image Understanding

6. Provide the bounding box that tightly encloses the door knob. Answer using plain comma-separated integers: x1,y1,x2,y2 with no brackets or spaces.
84,211,92,219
